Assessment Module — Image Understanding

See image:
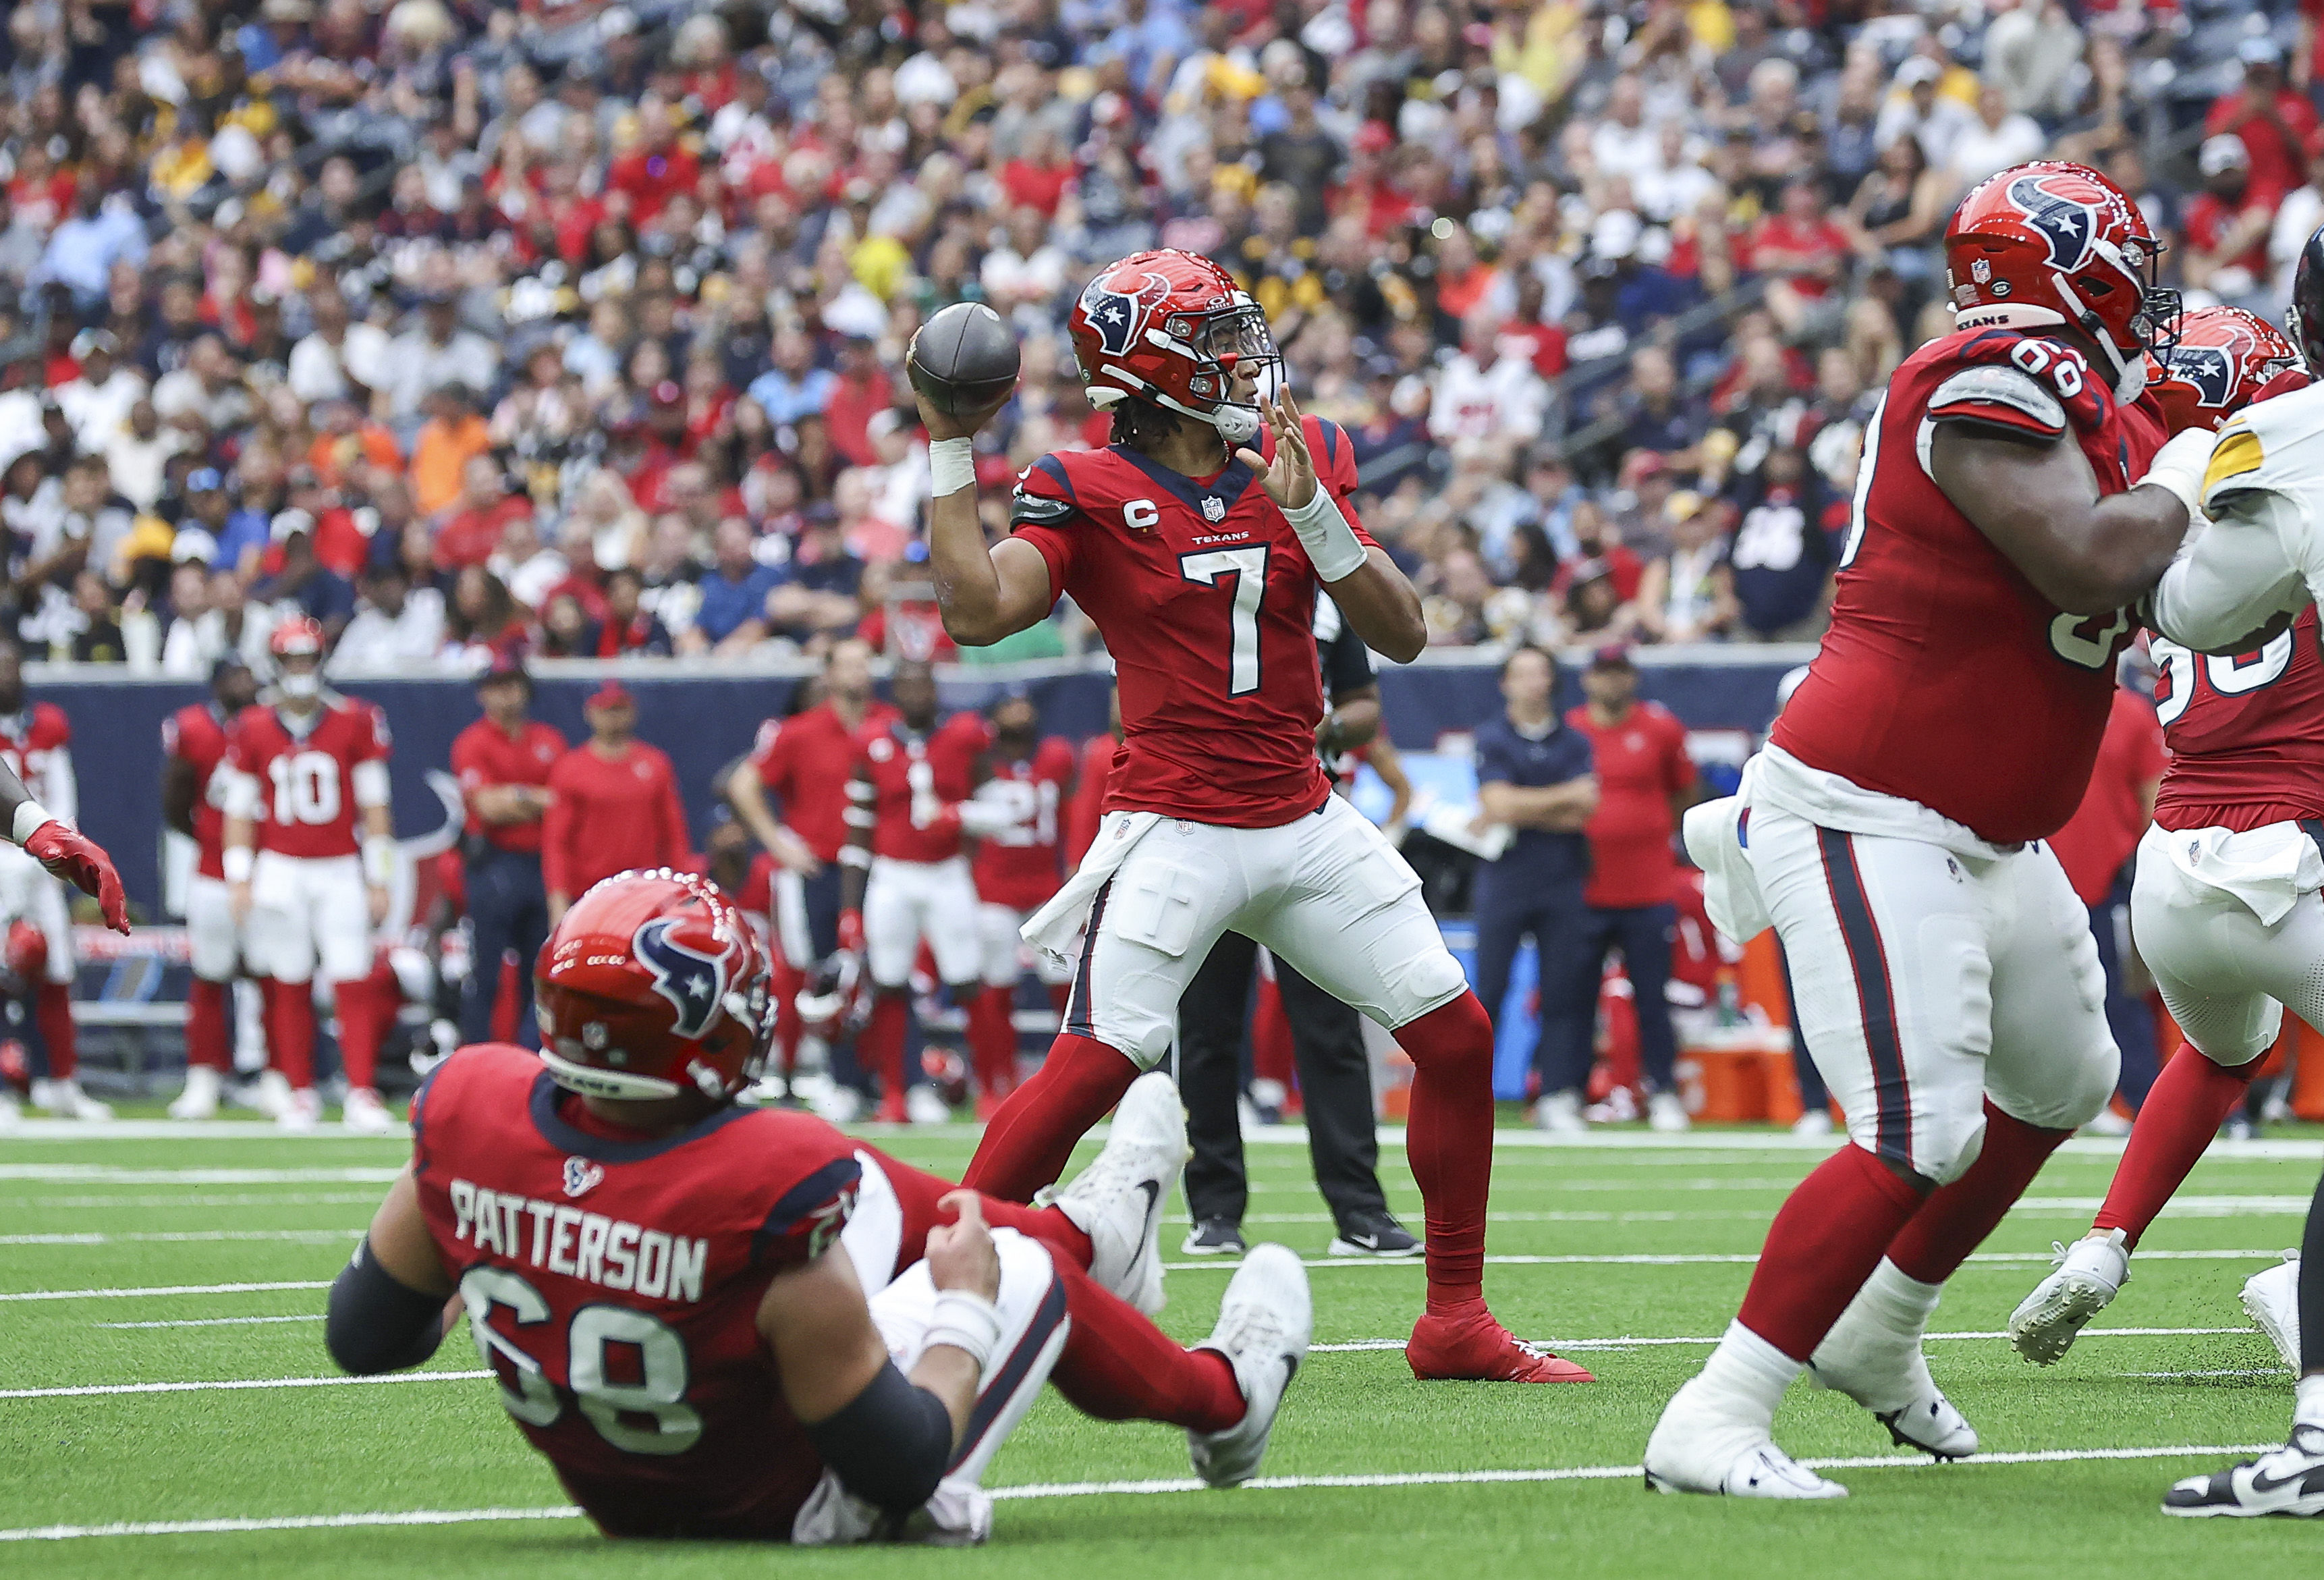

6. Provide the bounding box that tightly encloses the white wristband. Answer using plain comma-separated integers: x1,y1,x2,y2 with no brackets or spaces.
362,835,397,888
10,799,53,847
923,1288,1003,1370
1283,485,1369,582
223,846,254,883
2138,426,2215,516
929,437,976,497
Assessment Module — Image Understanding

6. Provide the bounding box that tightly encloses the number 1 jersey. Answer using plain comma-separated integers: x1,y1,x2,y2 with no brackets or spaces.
223,697,391,859
1009,414,1373,828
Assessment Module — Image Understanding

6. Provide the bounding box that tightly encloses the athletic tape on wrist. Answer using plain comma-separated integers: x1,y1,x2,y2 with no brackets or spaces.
1283,485,1368,582
362,836,397,887
923,1288,1003,1371
223,846,254,883
10,800,52,847
929,437,976,497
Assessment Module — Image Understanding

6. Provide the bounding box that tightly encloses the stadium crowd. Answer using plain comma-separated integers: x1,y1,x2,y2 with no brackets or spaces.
0,0,2309,671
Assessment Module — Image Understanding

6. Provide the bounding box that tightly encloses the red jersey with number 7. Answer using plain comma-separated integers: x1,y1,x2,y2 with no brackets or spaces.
1008,413,1375,827
225,697,391,859
408,1041,866,1539
972,736,1078,909
1771,327,2166,843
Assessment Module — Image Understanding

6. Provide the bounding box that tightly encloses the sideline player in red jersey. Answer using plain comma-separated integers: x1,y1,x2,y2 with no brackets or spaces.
1652,162,2202,1496
0,641,126,1122
161,656,261,1118
727,638,899,1094
965,690,1077,1114
919,248,1568,1382
323,870,1312,1543
839,659,993,1124
221,618,399,1133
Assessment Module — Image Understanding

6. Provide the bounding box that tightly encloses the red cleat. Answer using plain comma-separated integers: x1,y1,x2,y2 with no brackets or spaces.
877,1089,908,1124
1407,1301,1595,1383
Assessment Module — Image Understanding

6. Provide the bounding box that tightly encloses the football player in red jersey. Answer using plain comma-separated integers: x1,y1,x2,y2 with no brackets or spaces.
965,690,1077,1114
221,618,399,1133
0,641,127,1120
1650,162,2210,1496
838,659,993,1124
161,656,262,1118
325,870,1312,1542
918,248,1568,1384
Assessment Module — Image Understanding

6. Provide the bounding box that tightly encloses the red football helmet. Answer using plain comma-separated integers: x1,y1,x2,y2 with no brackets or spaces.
1946,161,2178,396
534,869,773,1101
2151,306,2302,435
1068,249,1279,444
270,616,326,661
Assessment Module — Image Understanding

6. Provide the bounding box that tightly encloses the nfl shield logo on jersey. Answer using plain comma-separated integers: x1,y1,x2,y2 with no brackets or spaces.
1201,496,1226,522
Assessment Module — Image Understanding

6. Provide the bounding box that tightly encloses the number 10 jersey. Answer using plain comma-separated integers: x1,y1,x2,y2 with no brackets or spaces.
1772,327,2167,844
1008,414,1375,828
223,695,391,859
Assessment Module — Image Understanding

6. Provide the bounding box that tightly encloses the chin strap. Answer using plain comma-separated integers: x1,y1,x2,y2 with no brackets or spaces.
2050,272,2148,404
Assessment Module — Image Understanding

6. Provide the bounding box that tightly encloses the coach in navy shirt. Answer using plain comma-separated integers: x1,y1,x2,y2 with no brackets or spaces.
1470,645,1599,1133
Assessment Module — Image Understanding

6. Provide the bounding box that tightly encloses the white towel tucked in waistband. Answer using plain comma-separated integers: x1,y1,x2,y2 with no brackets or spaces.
2147,819,2324,927
1020,811,1165,960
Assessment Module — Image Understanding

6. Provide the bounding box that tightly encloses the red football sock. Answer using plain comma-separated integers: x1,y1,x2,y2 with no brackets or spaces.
769,958,802,1077
871,1147,1094,1276
968,988,1019,1099
264,978,317,1090
1886,1100,2074,1284
185,979,231,1071
861,992,910,1101
1049,1256,1244,1433
34,981,75,1079
961,1033,1139,1202
2093,1043,2259,1249
1736,1143,1928,1361
333,973,383,1091
1394,993,1497,1313
1252,972,1294,1087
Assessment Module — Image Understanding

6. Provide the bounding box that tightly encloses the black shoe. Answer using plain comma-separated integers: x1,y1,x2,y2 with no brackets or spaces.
1182,1219,1248,1256
1327,1210,1422,1257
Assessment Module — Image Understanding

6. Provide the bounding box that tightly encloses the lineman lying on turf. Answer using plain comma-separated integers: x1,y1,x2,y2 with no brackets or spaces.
324,868,1311,1544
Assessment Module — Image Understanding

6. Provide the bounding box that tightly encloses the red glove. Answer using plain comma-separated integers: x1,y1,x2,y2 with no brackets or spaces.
837,908,865,956
27,821,129,934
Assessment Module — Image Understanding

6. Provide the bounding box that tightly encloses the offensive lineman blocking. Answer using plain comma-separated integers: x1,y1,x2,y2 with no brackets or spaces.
919,249,1571,1382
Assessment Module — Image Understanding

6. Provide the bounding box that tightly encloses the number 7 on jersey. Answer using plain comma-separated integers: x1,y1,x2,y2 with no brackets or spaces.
1180,546,1269,697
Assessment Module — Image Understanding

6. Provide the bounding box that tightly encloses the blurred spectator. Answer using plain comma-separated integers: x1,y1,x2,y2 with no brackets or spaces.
2185,136,2277,308
684,517,783,656
332,562,446,672
2208,38,2318,207
1727,448,1839,641
1636,495,1740,644
1946,85,2048,192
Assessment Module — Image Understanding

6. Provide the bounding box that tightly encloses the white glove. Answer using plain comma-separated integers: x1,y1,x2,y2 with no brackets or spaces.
2138,427,2217,516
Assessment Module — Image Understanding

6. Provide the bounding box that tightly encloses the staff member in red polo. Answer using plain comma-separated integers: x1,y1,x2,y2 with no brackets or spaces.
1557,645,1702,1133
449,658,566,1046
542,680,690,923
2047,671,2168,1122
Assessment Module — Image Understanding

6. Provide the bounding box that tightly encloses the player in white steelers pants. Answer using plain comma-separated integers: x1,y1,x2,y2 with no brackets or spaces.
864,856,984,989
2129,822,2324,1067
1061,794,1469,1068
245,852,372,987
978,903,1076,993
1745,800,2118,1183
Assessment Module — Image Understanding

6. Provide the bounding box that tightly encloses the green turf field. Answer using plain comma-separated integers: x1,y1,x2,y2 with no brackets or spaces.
2,1112,2318,1579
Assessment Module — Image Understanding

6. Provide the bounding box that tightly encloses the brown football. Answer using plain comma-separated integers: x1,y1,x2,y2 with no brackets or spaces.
907,302,1022,417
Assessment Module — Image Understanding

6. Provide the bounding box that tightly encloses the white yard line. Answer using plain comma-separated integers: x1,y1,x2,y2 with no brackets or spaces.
0,1230,361,1247
1163,1248,2299,1272
0,1371,491,1400
0,1281,331,1303
27,1191,387,1209
0,1166,403,1184
0,1443,2280,1541
92,1315,323,1330
1310,1326,2259,1353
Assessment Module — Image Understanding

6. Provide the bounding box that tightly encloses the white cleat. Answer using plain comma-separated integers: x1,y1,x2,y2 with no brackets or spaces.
1642,1375,1847,1498
248,1069,295,1120
341,1086,398,1135
31,1077,113,1120
1647,1090,1691,1133
169,1064,223,1120
2165,1424,2324,1517
1810,1275,1978,1461
1188,1243,1311,1488
1790,1108,1834,1138
277,1087,323,1132
0,1089,17,1125
804,1078,862,1125
1051,1071,1190,1315
1533,1090,1586,1135
906,1085,953,1125
2008,1229,2130,1366
2241,1256,2302,1370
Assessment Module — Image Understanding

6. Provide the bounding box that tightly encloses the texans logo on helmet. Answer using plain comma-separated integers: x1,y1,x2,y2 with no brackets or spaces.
2005,172,2103,272
1079,267,1172,357
632,917,731,1039
2167,340,2245,410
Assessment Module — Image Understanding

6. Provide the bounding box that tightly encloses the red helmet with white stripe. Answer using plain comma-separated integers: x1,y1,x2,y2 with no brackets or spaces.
1946,161,2178,399
2151,306,2302,435
534,869,773,1102
270,616,326,661
1068,249,1279,445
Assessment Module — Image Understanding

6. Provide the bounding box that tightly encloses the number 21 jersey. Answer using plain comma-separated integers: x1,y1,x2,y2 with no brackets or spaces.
1009,414,1374,827
1773,327,2167,844
224,696,391,859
